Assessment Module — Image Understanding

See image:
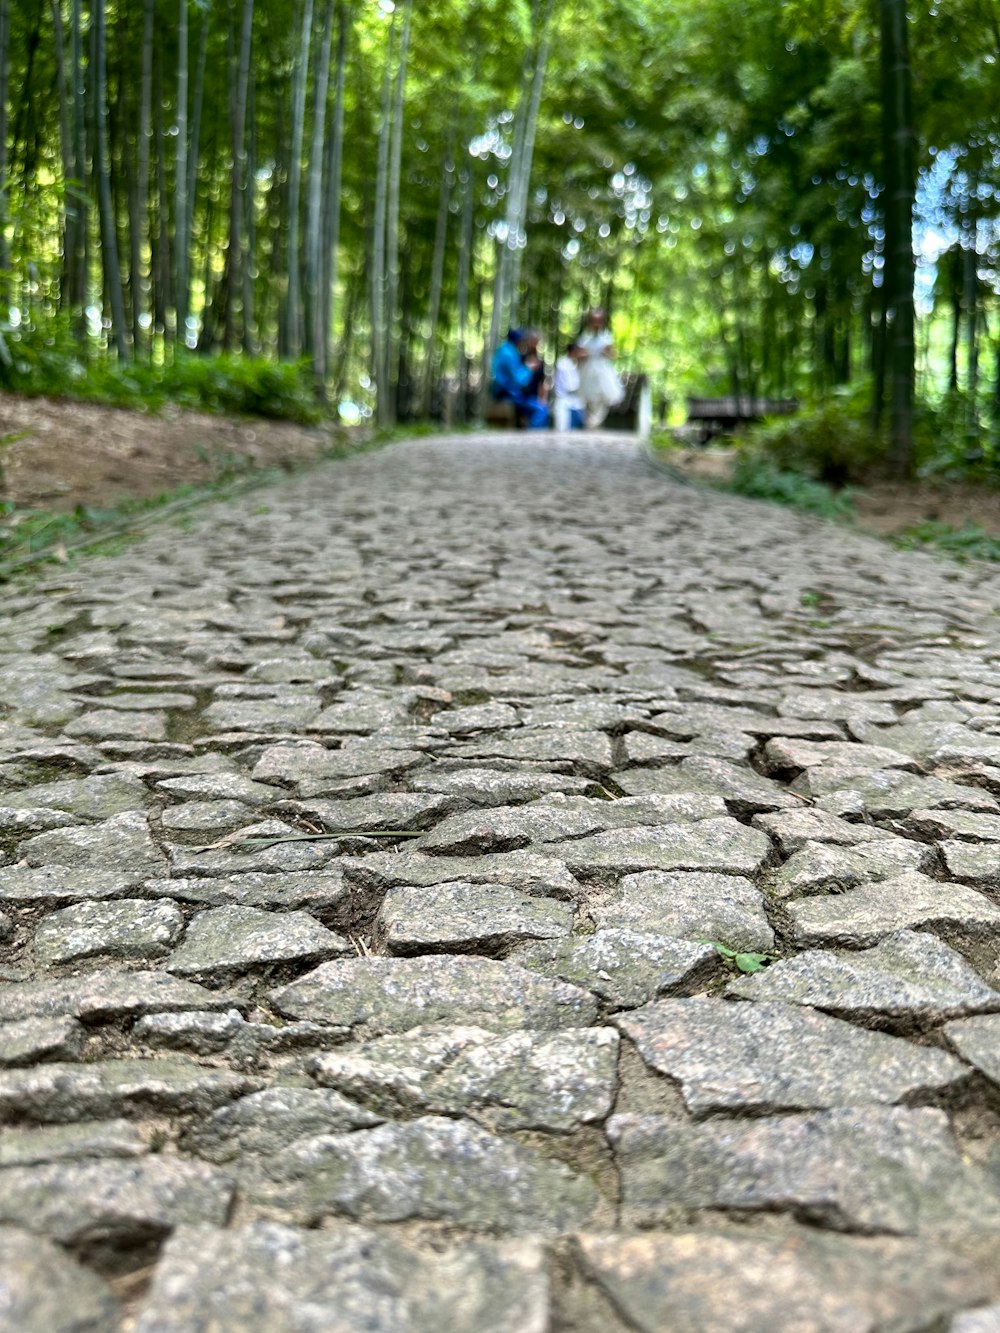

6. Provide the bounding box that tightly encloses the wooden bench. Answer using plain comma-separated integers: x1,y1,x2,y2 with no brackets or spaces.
686,396,798,444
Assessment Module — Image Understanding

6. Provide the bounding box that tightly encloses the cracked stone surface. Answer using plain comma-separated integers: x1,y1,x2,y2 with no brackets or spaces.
2,433,1000,1326
610,1106,1000,1236
726,929,1000,1028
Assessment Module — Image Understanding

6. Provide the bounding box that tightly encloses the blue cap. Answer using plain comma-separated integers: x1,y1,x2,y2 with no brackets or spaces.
507,327,524,343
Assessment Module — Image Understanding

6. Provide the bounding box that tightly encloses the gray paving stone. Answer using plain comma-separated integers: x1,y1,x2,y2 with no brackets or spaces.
416,794,727,856
610,1105,1000,1235
344,848,582,898
942,841,1000,887
806,768,1000,818
778,690,899,723
0,1226,121,1332
246,1115,601,1232
64,707,168,740
142,869,349,912
511,930,717,1007
766,838,936,899
614,756,801,812
34,898,185,966
787,871,1000,948
572,1228,996,1333
616,997,966,1115
0,969,243,1023
943,1014,1000,1087
450,728,614,773
270,956,598,1036
132,1222,549,1333
201,698,321,733
594,871,774,951
132,1009,246,1054
182,1086,384,1162
0,1120,148,1168
20,810,166,878
0,1157,233,1247
159,799,257,835
377,881,573,954
0,1058,257,1123
752,806,887,855
165,905,351,976
156,772,281,805
312,1024,619,1130
907,808,1000,841
0,806,79,834
951,1304,1000,1332
429,701,521,733
727,930,1000,1027
0,866,136,906
252,740,425,792
407,764,592,804
281,791,449,834
763,737,918,775
0,1017,84,1067
556,818,771,877
165,820,340,876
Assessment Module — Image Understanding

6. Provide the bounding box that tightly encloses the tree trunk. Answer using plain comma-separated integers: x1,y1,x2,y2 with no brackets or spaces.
181,6,207,349
322,1,349,384
153,46,172,334
963,232,979,432
419,139,453,418
284,0,313,357
371,9,396,425
174,0,189,341
304,0,333,375
878,0,916,476
485,0,557,405
243,73,257,354
93,0,130,358
454,156,474,421
66,0,89,326
223,0,254,351
0,0,11,302
384,0,413,416
52,0,76,311
133,0,154,354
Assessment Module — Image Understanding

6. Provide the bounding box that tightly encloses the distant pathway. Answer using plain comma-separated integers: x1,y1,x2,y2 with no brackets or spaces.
2,432,1000,1331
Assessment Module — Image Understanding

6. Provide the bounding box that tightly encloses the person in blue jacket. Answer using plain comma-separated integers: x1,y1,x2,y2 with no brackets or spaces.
489,328,550,428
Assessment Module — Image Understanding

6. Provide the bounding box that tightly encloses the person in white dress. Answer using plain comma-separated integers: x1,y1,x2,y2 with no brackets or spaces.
577,307,624,428
552,342,586,431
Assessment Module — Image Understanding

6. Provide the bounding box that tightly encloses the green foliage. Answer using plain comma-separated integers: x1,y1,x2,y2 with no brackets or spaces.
893,521,1000,563
911,393,1000,481
0,325,322,425
743,396,883,485
726,452,858,520
703,941,776,974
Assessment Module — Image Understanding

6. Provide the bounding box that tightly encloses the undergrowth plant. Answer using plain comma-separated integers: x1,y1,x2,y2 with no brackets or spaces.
0,323,323,425
726,453,858,521
894,521,1000,562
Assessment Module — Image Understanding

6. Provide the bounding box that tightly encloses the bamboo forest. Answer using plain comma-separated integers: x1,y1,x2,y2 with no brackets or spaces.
0,0,998,478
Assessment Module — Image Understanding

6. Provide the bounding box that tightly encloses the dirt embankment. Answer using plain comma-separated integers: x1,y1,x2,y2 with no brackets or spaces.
0,392,341,512
667,447,1000,539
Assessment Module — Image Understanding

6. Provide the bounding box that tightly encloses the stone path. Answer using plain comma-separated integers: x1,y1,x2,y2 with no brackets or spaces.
1,432,1000,1331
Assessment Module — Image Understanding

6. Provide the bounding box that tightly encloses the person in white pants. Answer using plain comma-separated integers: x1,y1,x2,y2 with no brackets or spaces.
553,342,587,431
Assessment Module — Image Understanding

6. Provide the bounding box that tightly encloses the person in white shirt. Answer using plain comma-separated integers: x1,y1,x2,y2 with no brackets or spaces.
553,342,587,431
577,307,625,427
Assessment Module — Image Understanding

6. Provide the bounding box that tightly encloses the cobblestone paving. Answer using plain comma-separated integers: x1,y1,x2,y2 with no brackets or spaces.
2,433,1000,1331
